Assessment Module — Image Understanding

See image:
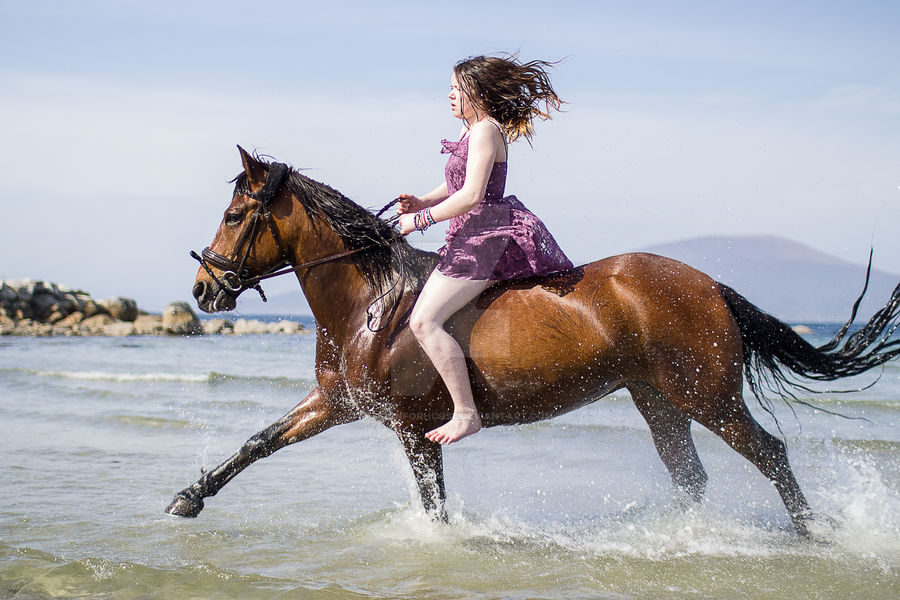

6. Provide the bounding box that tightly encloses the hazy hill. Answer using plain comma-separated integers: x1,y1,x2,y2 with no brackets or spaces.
232,235,899,323
640,235,899,322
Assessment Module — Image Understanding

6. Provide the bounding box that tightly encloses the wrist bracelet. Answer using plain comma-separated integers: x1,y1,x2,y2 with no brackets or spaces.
424,207,436,226
414,210,428,232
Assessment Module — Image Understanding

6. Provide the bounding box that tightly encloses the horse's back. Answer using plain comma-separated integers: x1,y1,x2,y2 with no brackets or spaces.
460,252,744,419
479,251,728,328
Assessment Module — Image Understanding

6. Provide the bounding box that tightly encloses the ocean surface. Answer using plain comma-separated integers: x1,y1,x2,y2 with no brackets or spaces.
1,319,898,599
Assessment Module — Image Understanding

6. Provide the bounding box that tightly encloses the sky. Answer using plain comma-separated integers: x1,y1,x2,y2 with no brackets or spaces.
1,0,898,313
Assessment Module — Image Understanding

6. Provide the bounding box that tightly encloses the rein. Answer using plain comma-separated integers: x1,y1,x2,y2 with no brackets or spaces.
193,244,375,288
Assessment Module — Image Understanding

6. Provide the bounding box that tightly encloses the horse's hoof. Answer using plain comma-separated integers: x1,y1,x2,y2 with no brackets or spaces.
795,511,838,543
424,507,449,525
165,489,204,518
792,509,837,540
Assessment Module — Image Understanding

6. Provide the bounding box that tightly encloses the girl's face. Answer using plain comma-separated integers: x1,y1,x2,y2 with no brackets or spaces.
449,73,477,123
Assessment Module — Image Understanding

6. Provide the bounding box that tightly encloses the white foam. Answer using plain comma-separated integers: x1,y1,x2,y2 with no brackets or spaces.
814,453,900,559
36,370,209,383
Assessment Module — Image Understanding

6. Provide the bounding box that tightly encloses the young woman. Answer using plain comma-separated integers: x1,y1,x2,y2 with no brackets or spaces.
397,54,573,445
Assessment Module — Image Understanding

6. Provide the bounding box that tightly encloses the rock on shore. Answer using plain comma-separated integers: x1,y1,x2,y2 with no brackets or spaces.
0,279,307,337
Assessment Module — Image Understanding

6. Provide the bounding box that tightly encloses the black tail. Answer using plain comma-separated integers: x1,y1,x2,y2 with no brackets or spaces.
718,261,900,405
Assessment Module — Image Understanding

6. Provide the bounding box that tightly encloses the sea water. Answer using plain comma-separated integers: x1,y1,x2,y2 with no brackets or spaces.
0,322,897,599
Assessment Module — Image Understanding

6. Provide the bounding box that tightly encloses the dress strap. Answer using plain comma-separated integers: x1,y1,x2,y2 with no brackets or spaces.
457,119,509,157
486,118,508,139
480,118,509,159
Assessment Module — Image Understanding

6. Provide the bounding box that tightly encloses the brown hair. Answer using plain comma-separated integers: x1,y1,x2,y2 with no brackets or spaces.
453,53,563,143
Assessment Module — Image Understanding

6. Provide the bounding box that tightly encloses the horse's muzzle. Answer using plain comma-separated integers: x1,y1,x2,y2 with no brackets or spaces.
193,280,237,313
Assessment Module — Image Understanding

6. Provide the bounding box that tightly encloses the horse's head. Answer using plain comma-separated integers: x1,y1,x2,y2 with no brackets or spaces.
192,146,294,313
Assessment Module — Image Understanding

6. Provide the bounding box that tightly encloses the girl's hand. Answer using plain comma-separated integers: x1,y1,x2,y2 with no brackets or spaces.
396,193,422,214
398,213,418,236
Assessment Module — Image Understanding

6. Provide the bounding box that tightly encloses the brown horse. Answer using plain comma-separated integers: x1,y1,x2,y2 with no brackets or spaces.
166,146,900,536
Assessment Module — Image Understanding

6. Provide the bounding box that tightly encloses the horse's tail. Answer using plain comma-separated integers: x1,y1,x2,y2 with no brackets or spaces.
717,264,900,405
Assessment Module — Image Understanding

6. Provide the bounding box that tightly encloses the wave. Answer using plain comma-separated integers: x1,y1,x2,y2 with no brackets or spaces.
4,368,317,389
0,544,364,600
105,414,194,430
830,437,900,454
207,371,317,390
773,394,900,411
30,369,210,383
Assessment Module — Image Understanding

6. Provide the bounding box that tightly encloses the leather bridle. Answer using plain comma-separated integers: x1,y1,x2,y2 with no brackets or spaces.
191,168,408,331
190,162,372,305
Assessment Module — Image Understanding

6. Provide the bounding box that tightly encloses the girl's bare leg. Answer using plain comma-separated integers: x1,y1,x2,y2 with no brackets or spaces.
410,270,492,444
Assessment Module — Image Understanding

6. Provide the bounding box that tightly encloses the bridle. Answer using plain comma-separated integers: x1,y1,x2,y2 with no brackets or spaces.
191,164,407,332
190,163,372,305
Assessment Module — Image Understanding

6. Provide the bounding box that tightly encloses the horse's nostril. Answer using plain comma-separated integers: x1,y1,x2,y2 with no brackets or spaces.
192,281,207,301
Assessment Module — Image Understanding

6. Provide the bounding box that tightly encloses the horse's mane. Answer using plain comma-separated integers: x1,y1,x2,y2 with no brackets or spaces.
232,159,437,298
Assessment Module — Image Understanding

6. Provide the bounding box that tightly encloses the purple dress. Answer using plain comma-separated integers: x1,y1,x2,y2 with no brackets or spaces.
436,135,574,280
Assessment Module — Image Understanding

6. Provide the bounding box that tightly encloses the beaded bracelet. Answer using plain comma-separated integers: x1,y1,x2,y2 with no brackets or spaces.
414,210,428,232
414,208,437,233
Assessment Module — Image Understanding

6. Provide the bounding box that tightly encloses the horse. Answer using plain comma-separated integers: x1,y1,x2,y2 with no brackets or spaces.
166,146,900,536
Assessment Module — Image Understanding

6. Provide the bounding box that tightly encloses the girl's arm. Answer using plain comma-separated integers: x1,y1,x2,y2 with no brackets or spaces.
399,122,502,234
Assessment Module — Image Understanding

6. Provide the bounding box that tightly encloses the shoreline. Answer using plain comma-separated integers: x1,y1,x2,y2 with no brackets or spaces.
0,279,308,337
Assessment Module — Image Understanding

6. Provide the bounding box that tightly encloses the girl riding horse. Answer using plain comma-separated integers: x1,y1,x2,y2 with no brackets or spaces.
396,55,573,444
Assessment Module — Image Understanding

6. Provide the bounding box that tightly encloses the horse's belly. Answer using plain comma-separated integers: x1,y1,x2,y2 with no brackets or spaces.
474,372,624,426
467,321,628,426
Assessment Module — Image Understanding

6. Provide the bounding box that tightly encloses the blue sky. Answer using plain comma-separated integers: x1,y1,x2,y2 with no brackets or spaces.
1,0,898,312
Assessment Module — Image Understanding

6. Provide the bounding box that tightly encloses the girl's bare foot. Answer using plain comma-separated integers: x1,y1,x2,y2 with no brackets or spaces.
425,411,482,445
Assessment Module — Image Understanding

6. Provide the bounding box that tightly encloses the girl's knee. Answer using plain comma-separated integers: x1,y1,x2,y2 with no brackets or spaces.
409,312,436,341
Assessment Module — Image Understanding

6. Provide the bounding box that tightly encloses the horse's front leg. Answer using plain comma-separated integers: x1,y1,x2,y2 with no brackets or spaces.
166,386,358,517
396,427,447,522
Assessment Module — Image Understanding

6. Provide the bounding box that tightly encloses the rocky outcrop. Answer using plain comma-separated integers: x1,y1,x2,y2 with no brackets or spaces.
0,279,307,337
79,314,118,335
1,279,91,323
162,302,203,336
202,318,234,335
232,318,305,335
98,297,139,322
134,314,166,335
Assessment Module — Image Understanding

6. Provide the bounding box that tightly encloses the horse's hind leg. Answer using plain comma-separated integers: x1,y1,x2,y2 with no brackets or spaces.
628,383,707,503
166,386,359,517
690,401,811,536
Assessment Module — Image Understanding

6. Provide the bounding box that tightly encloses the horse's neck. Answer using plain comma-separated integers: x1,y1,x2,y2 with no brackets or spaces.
283,187,400,341
291,241,371,338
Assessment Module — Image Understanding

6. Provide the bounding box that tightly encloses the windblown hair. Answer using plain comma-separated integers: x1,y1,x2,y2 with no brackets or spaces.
454,53,563,143
232,162,436,299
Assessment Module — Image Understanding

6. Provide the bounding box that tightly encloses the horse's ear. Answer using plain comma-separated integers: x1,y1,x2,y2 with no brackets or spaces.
237,145,266,183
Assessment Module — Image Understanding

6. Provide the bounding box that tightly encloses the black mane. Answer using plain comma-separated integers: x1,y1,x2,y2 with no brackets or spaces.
232,160,437,297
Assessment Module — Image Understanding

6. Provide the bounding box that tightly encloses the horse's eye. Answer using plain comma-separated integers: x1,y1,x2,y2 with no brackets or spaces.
224,211,243,226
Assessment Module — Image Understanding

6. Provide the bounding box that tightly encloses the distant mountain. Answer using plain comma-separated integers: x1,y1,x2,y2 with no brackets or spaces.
640,235,899,322
227,235,899,323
